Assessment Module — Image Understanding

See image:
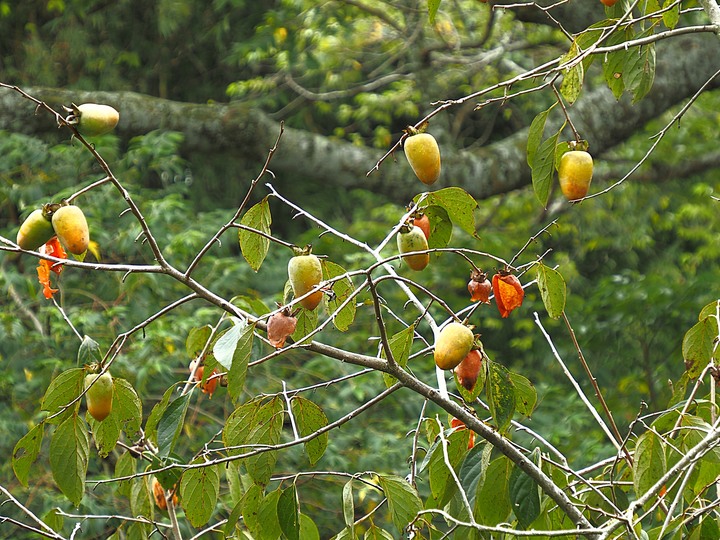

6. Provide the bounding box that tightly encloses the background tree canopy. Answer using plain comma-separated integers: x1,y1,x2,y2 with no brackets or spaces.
1,0,720,538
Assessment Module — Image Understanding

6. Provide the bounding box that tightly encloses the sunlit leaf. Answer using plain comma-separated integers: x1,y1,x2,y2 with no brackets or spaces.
535,263,566,318
50,414,89,506
377,474,423,532
180,460,221,527
239,196,272,272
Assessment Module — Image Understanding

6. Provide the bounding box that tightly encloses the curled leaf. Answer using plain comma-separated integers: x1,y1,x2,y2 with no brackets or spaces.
492,272,524,318
37,238,67,299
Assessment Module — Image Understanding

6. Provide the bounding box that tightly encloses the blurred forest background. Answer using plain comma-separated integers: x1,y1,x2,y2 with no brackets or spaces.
1,0,719,537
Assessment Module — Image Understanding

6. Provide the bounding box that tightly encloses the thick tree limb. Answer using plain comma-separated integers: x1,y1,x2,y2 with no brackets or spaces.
1,34,719,206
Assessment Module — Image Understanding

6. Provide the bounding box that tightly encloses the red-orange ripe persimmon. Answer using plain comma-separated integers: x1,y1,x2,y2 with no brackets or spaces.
600,0,618,6
190,360,219,397
467,269,491,303
454,350,483,391
413,213,431,241
152,477,179,511
492,271,524,318
450,418,476,449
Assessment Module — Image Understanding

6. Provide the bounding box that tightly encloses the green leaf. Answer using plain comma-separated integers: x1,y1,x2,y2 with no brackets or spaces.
423,205,453,249
527,106,552,168
241,483,264,534
602,28,634,99
682,317,717,378
77,335,103,366
130,475,152,519
699,301,720,321
13,423,44,487
509,372,537,417
115,450,136,498
224,397,284,486
486,361,516,433
41,368,85,424
382,324,415,388
278,484,300,540
213,318,246,370
559,43,583,105
427,429,471,507
508,450,541,529
257,489,283,540
459,443,489,510
291,396,329,465
535,263,566,318
145,383,179,445
228,323,254,402
377,474,423,533
292,307,318,343
342,480,355,530
239,196,272,272
322,260,357,332
627,43,656,103
531,132,559,207
416,187,477,236
364,524,395,539
662,0,680,29
42,508,63,533
224,499,244,537
50,414,89,506
90,377,142,457
633,430,666,498
186,325,212,359
180,461,221,528
300,514,321,540
157,393,190,459
474,456,511,525
428,0,441,23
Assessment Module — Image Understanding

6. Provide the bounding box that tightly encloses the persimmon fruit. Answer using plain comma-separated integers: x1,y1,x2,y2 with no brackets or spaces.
467,270,491,303
492,271,524,318
75,103,119,136
52,205,89,255
190,360,218,397
454,350,483,391
558,150,593,201
413,213,431,241
397,225,430,271
600,0,618,6
404,132,441,185
434,322,474,370
288,249,323,310
17,208,55,251
84,371,114,422
267,308,298,348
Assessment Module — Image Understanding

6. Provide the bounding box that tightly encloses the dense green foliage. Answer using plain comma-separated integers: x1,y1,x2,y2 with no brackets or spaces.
1,1,720,538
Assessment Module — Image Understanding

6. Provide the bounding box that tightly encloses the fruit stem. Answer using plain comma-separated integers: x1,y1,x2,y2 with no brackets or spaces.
551,83,583,145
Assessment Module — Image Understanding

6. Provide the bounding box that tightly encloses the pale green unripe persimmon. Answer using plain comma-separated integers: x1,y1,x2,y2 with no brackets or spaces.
84,371,114,422
17,208,55,251
397,225,430,271
434,322,474,370
76,103,119,136
288,253,323,310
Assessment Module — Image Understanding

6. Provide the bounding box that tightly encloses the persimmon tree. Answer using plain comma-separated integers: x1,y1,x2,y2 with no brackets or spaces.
2,1,720,539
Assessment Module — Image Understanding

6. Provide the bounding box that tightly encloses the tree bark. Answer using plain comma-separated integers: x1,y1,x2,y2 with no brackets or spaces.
1,33,718,205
